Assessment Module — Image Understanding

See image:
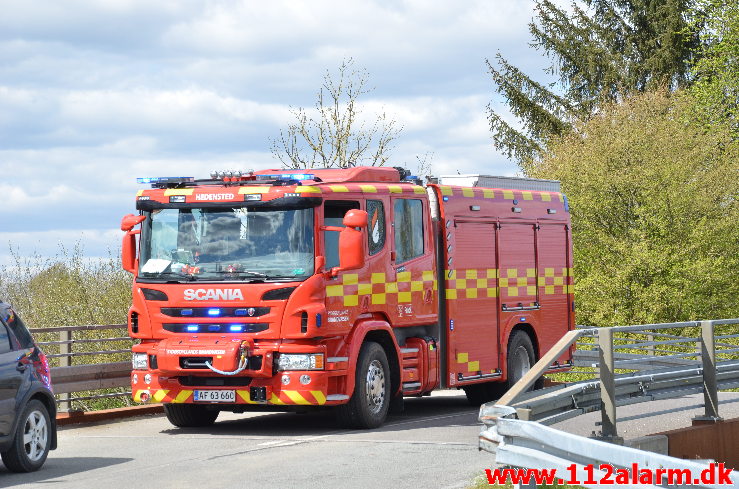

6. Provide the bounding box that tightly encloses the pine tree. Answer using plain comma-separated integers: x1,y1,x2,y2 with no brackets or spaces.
489,0,702,167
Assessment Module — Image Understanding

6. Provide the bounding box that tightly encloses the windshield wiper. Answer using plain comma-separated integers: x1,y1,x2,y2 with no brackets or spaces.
213,270,268,278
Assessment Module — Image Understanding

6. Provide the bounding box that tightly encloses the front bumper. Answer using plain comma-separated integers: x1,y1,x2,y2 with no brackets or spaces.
131,370,333,406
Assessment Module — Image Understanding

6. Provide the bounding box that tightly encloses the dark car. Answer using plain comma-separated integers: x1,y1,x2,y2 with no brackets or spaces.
0,302,57,472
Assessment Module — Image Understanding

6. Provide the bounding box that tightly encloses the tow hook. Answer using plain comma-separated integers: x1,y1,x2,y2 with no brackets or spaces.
205,340,252,376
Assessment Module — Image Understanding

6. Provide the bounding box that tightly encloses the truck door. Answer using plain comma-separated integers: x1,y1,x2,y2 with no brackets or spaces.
536,222,573,357
498,222,538,312
390,196,437,326
445,220,500,383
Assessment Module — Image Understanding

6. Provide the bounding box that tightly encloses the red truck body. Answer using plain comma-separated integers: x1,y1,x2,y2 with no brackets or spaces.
122,166,574,428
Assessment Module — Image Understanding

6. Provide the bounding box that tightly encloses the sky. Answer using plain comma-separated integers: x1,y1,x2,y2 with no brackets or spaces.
0,0,552,264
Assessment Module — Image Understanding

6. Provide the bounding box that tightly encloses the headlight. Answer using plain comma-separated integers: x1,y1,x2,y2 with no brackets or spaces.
132,353,148,370
277,353,324,371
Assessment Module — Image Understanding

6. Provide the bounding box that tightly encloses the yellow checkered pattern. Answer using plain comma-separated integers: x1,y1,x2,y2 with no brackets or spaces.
436,185,565,202
456,352,480,373
499,268,538,298
537,267,575,294
327,270,438,307
455,352,498,374
444,269,498,300
445,267,574,300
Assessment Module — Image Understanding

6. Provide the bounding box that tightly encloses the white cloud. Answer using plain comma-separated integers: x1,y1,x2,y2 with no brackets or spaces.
0,0,546,263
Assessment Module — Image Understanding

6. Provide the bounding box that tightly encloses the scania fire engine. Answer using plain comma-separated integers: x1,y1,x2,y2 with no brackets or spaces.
121,166,574,428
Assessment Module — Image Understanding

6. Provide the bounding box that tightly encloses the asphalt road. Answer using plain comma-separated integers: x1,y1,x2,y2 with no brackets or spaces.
0,390,493,489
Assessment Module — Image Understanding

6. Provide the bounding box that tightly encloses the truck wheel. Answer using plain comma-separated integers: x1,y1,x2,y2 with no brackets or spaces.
1,400,51,472
164,404,219,428
463,383,496,406
337,341,390,429
500,330,541,394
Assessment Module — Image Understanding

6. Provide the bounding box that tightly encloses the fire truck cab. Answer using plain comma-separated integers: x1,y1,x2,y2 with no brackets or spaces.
122,166,574,429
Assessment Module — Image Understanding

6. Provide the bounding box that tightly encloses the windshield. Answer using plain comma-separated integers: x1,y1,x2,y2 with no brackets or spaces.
138,206,314,282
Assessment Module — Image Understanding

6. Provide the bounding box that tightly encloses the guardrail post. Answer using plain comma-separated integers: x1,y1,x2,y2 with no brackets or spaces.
594,327,623,444
694,320,722,424
58,329,72,413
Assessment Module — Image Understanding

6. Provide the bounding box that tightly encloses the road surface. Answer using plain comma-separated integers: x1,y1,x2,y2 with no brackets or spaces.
1,391,491,489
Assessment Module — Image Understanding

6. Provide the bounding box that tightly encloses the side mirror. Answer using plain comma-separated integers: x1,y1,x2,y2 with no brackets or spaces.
121,214,146,232
332,209,368,275
121,214,145,273
122,233,137,273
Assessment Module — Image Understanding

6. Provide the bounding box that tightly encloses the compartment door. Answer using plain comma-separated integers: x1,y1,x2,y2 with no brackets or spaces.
445,221,499,384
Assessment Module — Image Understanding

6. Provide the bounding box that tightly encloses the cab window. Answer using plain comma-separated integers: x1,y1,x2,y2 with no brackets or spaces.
393,199,424,263
366,200,386,255
324,200,360,269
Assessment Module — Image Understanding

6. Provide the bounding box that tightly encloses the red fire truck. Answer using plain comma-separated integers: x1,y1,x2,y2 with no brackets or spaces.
121,166,574,428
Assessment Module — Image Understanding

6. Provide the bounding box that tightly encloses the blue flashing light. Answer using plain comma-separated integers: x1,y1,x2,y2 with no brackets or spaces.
403,175,419,181
180,309,193,316
207,308,221,317
316,313,322,328
229,324,244,332
137,177,194,185
208,325,220,332
186,325,199,333
258,173,315,181
234,309,247,316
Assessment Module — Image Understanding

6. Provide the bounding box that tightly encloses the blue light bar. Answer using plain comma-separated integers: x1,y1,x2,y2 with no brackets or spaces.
229,324,244,332
180,309,193,316
207,308,221,317
186,325,199,332
257,173,315,181
136,177,194,184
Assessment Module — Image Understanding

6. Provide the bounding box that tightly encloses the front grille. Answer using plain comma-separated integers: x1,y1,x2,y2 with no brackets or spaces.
160,307,270,318
163,323,269,334
177,376,252,387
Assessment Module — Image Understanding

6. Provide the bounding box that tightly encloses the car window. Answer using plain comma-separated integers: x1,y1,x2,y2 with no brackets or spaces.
0,323,11,354
3,308,34,349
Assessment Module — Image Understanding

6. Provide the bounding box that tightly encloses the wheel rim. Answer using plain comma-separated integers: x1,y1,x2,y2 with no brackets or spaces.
365,359,386,414
22,410,48,462
510,345,531,384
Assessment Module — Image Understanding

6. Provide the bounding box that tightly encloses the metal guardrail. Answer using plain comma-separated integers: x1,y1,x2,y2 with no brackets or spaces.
32,323,133,410
479,319,739,489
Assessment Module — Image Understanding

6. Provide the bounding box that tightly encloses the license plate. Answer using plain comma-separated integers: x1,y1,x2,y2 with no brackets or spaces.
193,390,235,402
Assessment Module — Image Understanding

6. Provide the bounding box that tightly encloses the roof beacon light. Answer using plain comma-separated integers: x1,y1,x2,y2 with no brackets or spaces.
137,177,194,186
211,169,255,182
258,173,315,182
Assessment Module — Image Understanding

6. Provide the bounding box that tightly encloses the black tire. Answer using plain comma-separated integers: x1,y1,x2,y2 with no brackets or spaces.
336,342,391,429
164,403,219,428
500,330,539,394
463,383,496,406
1,400,52,472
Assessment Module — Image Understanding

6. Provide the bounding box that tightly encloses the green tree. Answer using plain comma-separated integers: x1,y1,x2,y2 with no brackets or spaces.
271,58,402,169
488,0,702,167
529,90,738,326
691,0,739,134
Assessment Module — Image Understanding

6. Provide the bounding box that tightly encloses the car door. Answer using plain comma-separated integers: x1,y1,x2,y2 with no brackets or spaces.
0,321,22,437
